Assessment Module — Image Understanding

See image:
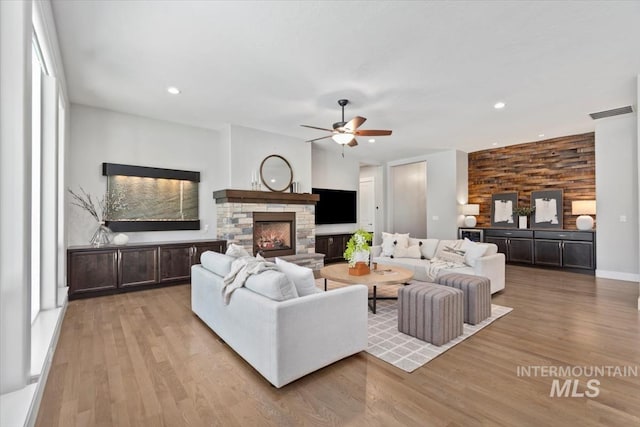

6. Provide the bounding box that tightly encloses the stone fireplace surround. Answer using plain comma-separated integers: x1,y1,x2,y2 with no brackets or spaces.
213,189,324,270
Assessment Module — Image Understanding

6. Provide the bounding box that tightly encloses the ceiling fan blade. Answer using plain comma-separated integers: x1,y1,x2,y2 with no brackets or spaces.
354,129,393,136
306,135,333,143
344,116,366,131
300,124,334,132
347,138,358,147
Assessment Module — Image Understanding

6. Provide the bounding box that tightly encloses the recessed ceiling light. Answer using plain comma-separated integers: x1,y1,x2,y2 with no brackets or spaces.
167,86,181,95
538,133,545,138
494,102,505,109
368,139,375,143
492,142,499,146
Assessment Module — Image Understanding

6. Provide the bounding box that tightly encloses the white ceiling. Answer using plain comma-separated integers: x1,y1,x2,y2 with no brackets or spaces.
51,1,640,163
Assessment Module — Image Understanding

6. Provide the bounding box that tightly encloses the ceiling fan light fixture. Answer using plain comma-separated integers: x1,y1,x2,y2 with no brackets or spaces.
332,133,354,145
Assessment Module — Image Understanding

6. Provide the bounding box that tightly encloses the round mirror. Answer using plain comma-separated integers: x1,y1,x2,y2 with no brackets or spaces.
260,154,293,192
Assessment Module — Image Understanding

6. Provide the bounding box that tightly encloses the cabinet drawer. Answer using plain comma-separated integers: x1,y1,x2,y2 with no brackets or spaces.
534,231,593,241
485,229,533,238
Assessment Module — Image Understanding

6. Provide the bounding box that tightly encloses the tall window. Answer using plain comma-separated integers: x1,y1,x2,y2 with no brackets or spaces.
31,35,45,323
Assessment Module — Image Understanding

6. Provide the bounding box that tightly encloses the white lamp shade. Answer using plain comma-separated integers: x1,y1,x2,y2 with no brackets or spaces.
332,133,355,145
462,204,480,215
572,200,596,215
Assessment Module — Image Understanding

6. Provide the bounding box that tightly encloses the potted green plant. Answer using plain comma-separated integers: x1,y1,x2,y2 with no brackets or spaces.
343,229,373,275
513,206,535,229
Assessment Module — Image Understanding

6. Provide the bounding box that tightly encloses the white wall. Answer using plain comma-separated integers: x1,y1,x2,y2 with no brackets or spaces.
595,113,639,281
228,124,311,192
312,146,361,234
68,105,226,245
387,150,467,240
637,73,640,310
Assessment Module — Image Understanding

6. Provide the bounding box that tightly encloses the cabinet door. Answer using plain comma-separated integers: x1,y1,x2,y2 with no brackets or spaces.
192,241,227,265
485,237,508,256
119,247,159,287
508,239,534,264
563,241,594,270
328,236,347,261
534,240,563,266
68,250,118,295
315,236,329,258
160,245,192,283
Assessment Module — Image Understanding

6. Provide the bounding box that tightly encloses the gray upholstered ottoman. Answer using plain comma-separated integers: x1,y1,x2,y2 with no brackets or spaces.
436,273,491,325
397,282,463,346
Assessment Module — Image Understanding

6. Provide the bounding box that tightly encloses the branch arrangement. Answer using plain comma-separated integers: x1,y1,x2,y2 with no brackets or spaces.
68,187,126,222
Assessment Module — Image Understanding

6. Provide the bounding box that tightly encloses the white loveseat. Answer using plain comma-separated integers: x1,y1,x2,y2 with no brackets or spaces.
371,237,505,294
191,251,368,388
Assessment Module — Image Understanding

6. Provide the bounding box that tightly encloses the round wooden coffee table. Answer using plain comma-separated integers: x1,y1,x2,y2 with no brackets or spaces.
320,263,414,313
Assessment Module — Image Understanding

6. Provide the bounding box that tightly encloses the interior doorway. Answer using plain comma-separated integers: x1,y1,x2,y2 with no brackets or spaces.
359,177,375,233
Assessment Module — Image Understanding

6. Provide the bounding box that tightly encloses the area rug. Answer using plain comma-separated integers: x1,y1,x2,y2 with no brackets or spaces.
366,301,513,372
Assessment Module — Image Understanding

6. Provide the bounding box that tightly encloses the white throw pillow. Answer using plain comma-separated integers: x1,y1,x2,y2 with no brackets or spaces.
461,238,488,267
393,244,422,259
275,258,321,296
435,240,466,264
226,243,251,258
244,270,299,301
408,238,439,259
381,232,411,257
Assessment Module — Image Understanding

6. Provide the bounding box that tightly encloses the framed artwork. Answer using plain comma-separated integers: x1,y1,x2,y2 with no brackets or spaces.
491,192,517,228
531,189,563,229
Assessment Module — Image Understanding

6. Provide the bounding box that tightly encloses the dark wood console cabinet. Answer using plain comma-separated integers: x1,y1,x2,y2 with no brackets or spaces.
484,229,534,264
315,233,352,264
481,228,595,273
68,239,226,299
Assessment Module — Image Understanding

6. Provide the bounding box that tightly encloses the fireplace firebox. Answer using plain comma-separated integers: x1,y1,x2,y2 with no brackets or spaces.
253,212,296,257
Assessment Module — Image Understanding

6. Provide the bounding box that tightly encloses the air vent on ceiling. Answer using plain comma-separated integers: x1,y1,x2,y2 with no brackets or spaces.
589,106,634,120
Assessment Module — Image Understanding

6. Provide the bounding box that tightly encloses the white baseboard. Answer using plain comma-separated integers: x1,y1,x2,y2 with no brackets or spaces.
595,270,640,282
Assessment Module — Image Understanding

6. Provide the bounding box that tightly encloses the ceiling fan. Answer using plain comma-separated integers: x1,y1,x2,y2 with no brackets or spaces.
301,99,392,148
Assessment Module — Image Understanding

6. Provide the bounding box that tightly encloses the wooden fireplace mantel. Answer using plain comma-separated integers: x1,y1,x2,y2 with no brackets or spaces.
213,189,319,205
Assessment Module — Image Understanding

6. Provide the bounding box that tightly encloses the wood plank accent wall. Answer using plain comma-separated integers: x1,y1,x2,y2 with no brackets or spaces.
468,132,595,229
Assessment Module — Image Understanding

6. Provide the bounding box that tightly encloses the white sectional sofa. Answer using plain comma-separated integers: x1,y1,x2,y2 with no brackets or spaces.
371,237,506,294
191,251,368,388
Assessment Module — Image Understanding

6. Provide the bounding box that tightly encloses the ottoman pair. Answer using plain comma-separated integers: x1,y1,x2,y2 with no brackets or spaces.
397,273,491,346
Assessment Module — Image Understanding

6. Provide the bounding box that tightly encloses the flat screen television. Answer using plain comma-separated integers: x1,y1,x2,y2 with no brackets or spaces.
313,188,357,225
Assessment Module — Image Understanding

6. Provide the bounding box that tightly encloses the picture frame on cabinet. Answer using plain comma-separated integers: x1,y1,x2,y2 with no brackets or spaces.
531,189,564,229
491,192,517,228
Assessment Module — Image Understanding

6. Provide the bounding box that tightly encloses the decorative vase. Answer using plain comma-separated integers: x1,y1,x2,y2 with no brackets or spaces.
349,261,371,276
90,221,112,247
518,216,527,229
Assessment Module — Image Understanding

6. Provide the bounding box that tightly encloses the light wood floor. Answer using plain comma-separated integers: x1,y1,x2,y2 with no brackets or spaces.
37,266,640,426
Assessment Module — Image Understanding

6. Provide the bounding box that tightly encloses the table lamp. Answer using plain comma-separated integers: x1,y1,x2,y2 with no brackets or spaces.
572,200,596,230
462,204,480,227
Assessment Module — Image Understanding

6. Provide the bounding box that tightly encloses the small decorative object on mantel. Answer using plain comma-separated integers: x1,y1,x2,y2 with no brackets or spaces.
344,229,373,276
68,187,126,247
513,206,535,229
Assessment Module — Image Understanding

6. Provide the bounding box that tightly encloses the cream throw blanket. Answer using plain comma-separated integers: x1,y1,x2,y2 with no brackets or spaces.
222,257,279,304
426,258,465,281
